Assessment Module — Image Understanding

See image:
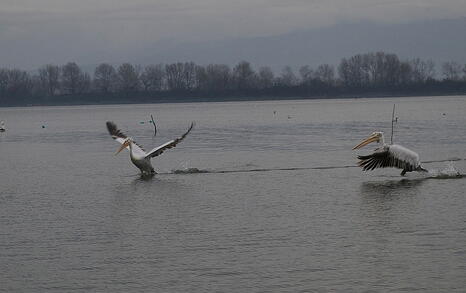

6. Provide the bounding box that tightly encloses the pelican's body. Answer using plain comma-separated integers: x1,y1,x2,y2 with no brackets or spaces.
128,143,155,174
0,121,5,132
106,121,194,174
353,131,427,176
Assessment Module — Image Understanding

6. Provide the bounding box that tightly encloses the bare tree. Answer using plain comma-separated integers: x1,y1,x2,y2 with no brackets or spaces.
80,73,91,94
314,64,335,85
258,66,275,89
195,65,208,91
277,66,298,87
183,62,197,90
398,62,413,85
7,69,32,97
117,63,140,93
409,58,435,83
382,53,402,86
39,64,60,96
299,65,314,85
208,64,231,91
140,64,164,92
94,63,117,93
165,63,185,91
442,61,462,81
362,52,401,86
0,68,8,98
233,61,257,90
61,62,89,94
338,55,369,87
196,64,232,91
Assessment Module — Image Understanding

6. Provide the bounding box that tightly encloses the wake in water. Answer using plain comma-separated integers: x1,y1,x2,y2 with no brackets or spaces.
426,162,463,179
167,159,465,177
172,167,210,174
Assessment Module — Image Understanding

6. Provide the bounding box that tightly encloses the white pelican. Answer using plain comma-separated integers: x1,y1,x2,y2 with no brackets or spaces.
0,120,5,132
353,131,427,176
106,121,194,175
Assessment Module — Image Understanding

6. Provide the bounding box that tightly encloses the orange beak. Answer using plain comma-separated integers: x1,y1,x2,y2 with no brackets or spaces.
115,140,130,155
352,134,379,150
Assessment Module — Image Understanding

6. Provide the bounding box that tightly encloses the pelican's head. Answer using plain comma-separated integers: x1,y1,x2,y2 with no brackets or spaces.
353,131,384,150
115,138,132,155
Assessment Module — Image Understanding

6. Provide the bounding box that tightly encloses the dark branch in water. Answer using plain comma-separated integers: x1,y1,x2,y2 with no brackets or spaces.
150,114,157,137
390,104,396,145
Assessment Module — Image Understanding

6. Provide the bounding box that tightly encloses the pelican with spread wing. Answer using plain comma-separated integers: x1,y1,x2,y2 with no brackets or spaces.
353,131,427,176
106,121,194,174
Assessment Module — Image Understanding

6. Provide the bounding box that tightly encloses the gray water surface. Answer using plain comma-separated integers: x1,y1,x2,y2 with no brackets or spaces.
1,96,466,292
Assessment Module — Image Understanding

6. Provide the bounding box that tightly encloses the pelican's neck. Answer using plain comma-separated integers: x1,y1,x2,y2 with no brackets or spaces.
127,141,136,156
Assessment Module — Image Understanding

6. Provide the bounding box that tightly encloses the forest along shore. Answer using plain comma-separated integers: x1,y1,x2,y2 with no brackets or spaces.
1,51,466,107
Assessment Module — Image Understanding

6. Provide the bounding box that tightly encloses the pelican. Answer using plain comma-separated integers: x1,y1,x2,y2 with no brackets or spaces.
0,120,5,132
353,131,427,176
106,121,194,174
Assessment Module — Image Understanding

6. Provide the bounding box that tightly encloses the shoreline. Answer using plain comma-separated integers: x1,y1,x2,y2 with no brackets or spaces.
1,92,465,108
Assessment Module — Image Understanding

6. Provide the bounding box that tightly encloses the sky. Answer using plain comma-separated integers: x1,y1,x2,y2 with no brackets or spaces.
1,0,466,69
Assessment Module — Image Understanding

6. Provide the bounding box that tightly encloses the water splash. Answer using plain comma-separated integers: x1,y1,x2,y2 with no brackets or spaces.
172,167,209,174
172,161,209,174
427,162,462,179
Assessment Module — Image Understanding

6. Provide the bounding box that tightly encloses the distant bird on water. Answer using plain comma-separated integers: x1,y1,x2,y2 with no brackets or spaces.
0,120,5,132
352,131,427,176
106,121,194,175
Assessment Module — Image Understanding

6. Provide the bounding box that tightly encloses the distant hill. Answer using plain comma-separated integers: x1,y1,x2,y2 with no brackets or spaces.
136,17,466,71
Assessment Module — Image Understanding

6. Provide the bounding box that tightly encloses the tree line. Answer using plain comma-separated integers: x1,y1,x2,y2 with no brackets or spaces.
1,51,466,106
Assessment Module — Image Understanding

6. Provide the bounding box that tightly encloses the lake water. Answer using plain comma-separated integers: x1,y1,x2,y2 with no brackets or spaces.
1,96,465,292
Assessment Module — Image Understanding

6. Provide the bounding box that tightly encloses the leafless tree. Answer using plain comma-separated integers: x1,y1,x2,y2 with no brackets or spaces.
0,68,8,98
277,66,298,87
314,64,335,85
398,62,413,85
117,63,140,93
338,55,369,87
140,64,164,92
61,62,89,94
207,64,231,91
233,61,257,90
410,58,435,83
339,52,406,87
258,66,275,89
363,52,401,86
183,62,197,90
7,69,32,97
196,64,232,91
94,63,117,93
299,65,314,85
39,64,60,96
165,63,185,91
442,61,462,81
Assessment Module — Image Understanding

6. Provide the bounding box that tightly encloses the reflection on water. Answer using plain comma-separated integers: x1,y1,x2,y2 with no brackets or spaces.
135,173,156,182
360,178,425,197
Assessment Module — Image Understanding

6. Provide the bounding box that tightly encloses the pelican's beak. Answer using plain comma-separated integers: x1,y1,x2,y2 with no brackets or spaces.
352,134,379,150
115,140,130,155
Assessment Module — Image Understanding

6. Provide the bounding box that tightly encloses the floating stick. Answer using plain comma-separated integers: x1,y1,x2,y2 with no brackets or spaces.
150,114,157,137
390,104,396,144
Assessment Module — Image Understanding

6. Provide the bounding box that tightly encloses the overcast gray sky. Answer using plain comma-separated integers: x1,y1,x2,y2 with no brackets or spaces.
1,0,466,69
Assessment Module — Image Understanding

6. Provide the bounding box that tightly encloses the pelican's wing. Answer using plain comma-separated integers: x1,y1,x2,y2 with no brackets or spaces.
145,122,194,158
106,121,146,155
357,145,419,171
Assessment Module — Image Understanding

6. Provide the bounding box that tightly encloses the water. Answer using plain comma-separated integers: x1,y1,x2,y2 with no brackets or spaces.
1,96,465,292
